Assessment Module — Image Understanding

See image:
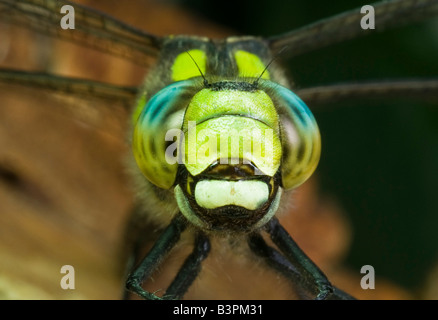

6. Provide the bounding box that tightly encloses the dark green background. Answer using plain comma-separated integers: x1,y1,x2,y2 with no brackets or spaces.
180,0,438,293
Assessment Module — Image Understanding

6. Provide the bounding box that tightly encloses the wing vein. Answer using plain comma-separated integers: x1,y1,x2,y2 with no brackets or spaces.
0,0,162,65
268,0,438,57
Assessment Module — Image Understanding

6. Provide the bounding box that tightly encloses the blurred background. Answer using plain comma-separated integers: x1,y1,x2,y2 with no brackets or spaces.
0,0,437,299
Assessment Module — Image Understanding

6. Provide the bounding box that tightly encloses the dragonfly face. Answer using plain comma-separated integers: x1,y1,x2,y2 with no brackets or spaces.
0,0,437,300
131,36,320,232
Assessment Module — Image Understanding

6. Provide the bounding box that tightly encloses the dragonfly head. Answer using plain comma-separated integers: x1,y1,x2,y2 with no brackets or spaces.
133,78,320,232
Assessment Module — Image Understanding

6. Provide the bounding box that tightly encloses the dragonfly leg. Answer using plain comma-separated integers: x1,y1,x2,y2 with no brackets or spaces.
163,232,211,300
267,217,332,299
125,214,187,300
248,233,311,299
249,217,356,300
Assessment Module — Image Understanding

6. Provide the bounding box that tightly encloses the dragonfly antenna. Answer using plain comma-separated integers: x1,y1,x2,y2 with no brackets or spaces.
186,51,209,87
253,45,289,87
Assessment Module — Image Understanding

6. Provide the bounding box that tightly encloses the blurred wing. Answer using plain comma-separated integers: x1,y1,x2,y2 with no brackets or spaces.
0,0,162,66
296,79,438,106
0,68,138,103
268,0,438,58
0,68,138,138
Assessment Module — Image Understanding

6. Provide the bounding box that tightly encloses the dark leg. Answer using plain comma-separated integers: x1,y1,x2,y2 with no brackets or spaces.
125,214,187,300
122,204,164,300
163,232,211,300
249,217,356,300
330,286,356,300
266,217,333,300
248,233,311,299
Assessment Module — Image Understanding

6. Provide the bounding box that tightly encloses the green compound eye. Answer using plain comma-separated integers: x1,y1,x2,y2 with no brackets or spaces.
132,79,203,189
273,83,321,189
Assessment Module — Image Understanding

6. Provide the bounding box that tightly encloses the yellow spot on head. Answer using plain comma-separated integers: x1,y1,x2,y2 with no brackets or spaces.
172,49,207,82
234,50,270,79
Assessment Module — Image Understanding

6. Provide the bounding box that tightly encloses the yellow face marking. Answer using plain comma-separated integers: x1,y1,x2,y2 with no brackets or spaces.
172,49,207,82
234,50,270,79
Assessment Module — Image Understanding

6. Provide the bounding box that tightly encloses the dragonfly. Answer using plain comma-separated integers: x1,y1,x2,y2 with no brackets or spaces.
0,0,437,300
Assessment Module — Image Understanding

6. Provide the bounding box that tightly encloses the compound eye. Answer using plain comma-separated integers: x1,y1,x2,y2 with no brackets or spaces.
132,80,200,189
275,85,321,189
